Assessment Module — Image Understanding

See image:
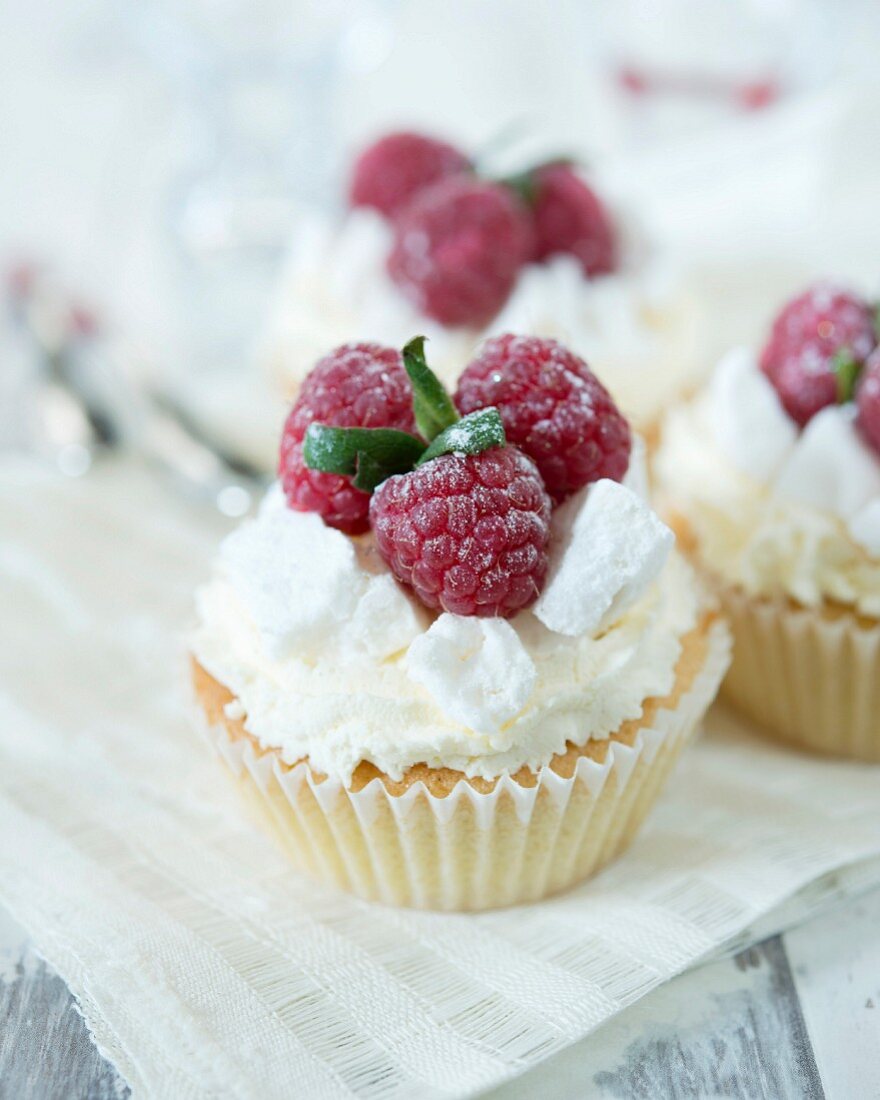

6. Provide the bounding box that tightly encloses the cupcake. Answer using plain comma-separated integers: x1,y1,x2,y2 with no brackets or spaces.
656,282,880,761
193,335,729,909
258,130,703,446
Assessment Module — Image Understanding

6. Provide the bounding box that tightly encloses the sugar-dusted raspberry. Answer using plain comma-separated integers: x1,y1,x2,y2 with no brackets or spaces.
760,283,878,427
348,131,470,221
278,343,416,534
454,334,631,504
529,164,617,276
370,446,551,617
857,348,880,455
387,177,533,328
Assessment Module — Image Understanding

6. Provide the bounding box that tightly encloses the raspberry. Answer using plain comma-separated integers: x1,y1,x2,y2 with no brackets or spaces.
370,446,551,618
278,343,416,534
454,334,631,504
387,177,533,328
529,164,617,276
760,283,878,427
857,348,880,455
349,132,470,221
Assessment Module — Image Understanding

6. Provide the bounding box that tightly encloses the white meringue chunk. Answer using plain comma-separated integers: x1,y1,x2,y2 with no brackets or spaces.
405,614,536,733
708,347,797,481
534,479,674,637
218,509,359,659
218,503,423,662
348,574,425,660
773,405,880,520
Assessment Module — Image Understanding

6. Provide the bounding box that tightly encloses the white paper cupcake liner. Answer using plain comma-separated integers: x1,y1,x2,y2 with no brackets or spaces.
718,584,880,762
201,620,730,911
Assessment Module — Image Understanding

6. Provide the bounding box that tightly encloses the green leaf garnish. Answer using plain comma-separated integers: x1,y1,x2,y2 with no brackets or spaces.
303,423,426,493
873,302,880,343
832,348,861,404
417,407,506,465
350,452,386,493
301,342,507,495
402,336,459,442
499,156,576,207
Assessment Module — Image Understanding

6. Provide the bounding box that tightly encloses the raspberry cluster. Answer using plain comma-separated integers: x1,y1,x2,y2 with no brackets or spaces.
278,335,631,617
760,283,880,452
347,130,618,328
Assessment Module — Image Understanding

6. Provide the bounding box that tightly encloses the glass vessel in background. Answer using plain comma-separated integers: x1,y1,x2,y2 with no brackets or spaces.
129,0,399,374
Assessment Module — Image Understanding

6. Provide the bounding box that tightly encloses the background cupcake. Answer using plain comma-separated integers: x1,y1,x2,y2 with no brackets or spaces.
656,282,880,760
257,130,704,448
192,335,729,909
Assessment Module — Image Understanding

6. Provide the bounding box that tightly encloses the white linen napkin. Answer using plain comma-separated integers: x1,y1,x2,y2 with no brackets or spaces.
1,458,879,1099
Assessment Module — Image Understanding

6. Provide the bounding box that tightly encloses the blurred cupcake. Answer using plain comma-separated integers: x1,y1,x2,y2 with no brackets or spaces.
258,130,703,445
656,282,880,760
192,335,728,910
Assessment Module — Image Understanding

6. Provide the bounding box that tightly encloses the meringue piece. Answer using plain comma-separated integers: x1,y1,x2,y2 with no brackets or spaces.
708,346,797,481
405,614,536,733
848,499,880,558
773,405,880,520
219,498,424,663
219,508,359,659
622,435,649,501
349,574,425,660
534,479,674,637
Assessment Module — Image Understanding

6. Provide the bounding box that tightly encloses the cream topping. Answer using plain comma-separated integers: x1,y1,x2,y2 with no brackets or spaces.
657,348,880,615
192,481,698,784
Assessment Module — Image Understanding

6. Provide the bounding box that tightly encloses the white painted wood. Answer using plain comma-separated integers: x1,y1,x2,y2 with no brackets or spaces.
0,905,28,972
0,907,127,1099
786,889,880,1100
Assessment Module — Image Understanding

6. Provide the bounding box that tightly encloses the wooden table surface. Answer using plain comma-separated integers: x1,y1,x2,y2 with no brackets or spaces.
2,887,879,1100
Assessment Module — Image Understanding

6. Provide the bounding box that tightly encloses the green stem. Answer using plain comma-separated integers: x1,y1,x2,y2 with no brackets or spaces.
497,156,576,207
832,348,862,404
416,408,506,465
402,336,460,442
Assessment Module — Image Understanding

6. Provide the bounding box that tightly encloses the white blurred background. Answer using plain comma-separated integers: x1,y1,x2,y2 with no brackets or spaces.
3,0,880,400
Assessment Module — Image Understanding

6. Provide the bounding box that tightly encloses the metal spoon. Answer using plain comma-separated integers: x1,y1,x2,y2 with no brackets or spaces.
7,266,269,517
